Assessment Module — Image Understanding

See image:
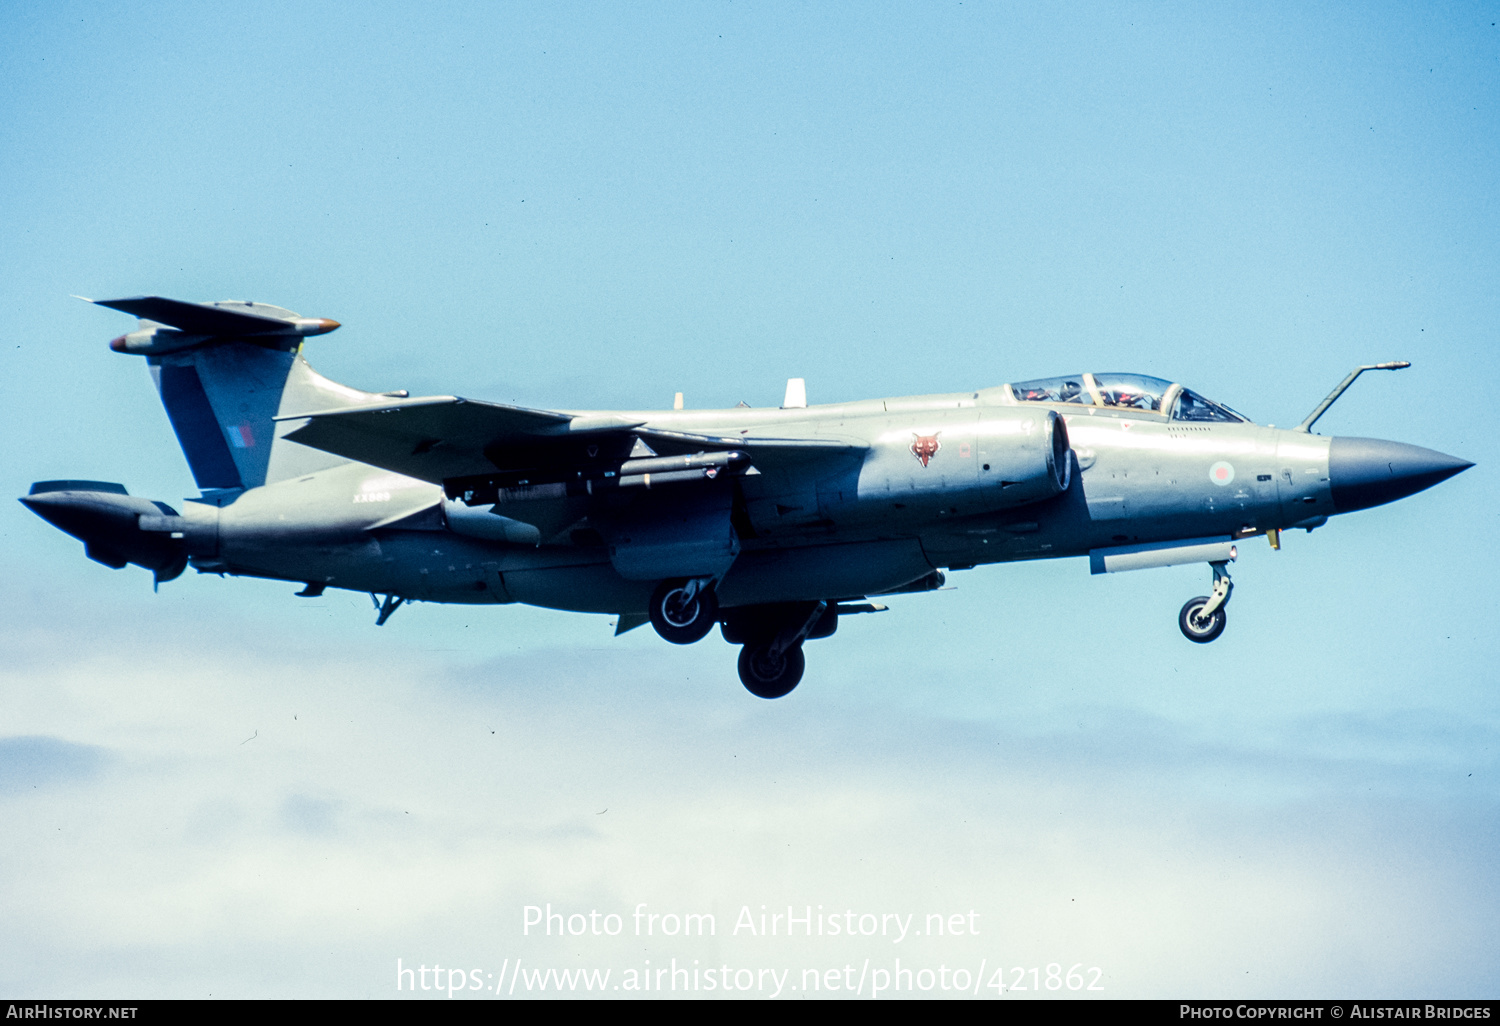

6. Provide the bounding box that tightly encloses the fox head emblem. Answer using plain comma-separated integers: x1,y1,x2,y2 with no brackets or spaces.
911,432,941,467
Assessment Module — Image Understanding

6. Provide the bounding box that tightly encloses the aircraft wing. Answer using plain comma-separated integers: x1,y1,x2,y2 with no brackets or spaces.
280,396,862,483
279,396,613,482
90,296,295,335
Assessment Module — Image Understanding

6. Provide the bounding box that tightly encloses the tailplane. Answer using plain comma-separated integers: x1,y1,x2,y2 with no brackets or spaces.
89,296,395,499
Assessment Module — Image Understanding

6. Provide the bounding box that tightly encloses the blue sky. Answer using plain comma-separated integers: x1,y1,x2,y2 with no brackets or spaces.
1,1,1497,998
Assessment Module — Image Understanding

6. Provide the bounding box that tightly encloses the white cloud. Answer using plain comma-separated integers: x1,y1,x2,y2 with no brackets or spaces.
0,596,1495,998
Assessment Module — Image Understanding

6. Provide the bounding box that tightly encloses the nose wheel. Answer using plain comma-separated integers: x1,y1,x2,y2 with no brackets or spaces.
1179,560,1232,643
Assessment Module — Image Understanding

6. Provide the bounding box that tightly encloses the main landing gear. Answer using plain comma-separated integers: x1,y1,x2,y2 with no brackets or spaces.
733,601,830,699
646,586,853,699
1178,560,1233,643
649,577,720,644
738,642,807,700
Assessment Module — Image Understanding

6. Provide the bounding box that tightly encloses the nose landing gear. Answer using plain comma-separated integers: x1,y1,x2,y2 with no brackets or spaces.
1179,560,1233,643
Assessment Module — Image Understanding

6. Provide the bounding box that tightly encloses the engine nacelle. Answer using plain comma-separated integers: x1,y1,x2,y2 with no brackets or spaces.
18,481,216,583
978,407,1071,507
851,406,1071,515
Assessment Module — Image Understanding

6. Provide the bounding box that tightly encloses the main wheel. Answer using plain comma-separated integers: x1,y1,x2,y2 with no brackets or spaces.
1178,596,1227,643
737,642,805,699
649,579,718,644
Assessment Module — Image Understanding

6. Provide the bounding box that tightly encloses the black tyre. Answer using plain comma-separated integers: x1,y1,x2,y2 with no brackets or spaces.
649,579,718,644
1178,596,1227,643
737,642,805,699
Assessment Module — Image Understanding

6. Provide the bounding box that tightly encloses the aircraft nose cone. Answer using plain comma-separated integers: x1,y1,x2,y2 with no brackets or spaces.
1329,437,1473,514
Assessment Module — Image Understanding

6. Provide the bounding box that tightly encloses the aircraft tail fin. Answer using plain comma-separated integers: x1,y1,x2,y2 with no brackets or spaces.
92,296,392,498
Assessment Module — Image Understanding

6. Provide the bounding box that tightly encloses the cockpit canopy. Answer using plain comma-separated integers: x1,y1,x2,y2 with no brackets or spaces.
1008,373,1248,423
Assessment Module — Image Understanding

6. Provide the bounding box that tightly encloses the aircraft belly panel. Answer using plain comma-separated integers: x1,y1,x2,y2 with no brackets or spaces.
597,488,739,580
500,564,653,614
222,532,514,603
716,539,933,606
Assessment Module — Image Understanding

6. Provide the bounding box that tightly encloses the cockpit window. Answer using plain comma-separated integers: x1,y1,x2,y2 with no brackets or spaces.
1173,389,1246,423
1093,373,1172,412
1010,376,1092,404
1010,372,1251,423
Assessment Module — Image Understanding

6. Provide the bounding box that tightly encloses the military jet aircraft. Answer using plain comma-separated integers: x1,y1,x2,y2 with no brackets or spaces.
22,296,1473,698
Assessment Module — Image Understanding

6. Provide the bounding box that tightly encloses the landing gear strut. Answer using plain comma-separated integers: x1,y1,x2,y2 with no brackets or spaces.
372,592,405,626
1178,560,1233,643
649,577,719,644
736,600,826,699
